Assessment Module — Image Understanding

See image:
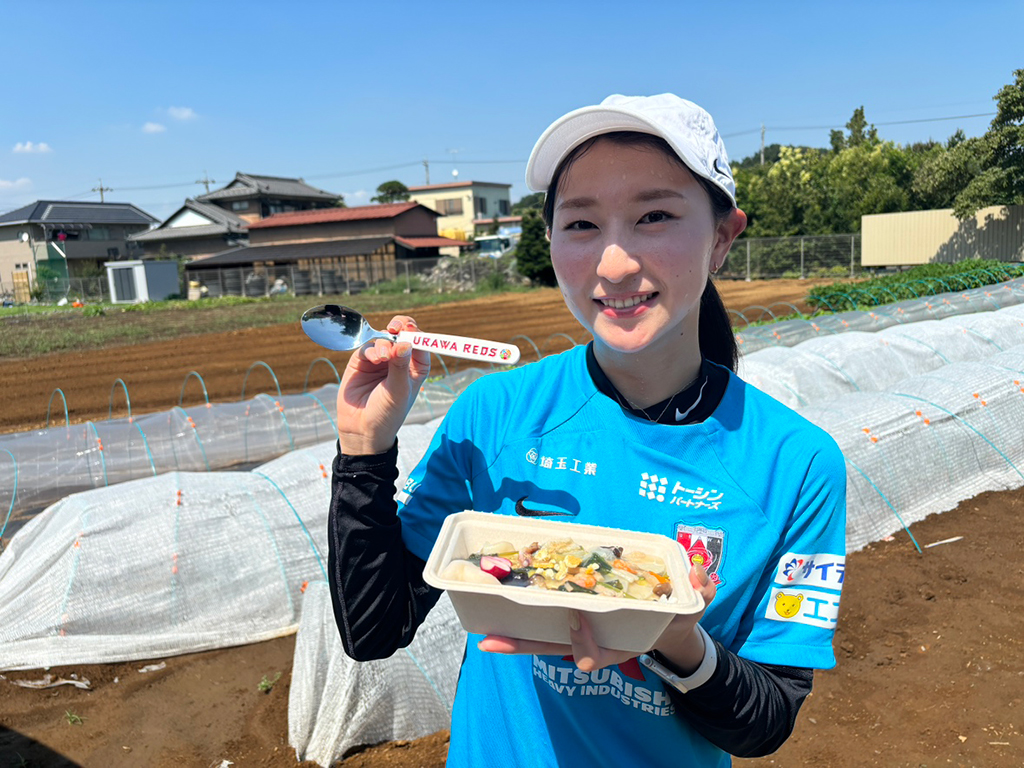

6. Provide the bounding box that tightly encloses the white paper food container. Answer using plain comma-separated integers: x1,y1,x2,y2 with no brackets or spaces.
422,511,704,653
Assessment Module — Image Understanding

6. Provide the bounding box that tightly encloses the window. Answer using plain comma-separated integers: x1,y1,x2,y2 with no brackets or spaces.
85,227,110,241
498,199,510,216
231,201,249,211
436,198,463,215
475,197,488,216
266,203,297,215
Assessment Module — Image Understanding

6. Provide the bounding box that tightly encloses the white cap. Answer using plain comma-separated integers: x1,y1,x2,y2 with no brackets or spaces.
525,93,736,205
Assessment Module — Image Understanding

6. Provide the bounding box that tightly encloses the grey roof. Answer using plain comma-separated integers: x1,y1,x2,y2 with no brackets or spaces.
0,200,159,227
196,172,341,203
130,199,248,242
188,237,393,267
131,223,243,242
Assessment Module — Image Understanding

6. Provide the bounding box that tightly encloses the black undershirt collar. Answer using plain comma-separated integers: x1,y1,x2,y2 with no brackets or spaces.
585,342,728,425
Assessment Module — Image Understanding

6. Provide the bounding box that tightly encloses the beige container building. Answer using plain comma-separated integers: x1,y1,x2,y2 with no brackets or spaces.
861,205,1024,268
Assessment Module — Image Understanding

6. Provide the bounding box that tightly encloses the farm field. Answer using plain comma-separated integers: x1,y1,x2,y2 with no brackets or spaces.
1,281,1021,767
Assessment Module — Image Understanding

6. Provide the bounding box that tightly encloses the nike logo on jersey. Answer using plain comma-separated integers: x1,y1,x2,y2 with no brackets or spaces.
674,378,708,422
515,497,572,517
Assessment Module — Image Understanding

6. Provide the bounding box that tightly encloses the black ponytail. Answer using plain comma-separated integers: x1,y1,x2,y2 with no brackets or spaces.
693,173,739,373
699,279,738,372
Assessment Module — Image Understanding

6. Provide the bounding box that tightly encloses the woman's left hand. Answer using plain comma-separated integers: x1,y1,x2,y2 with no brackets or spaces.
477,563,717,672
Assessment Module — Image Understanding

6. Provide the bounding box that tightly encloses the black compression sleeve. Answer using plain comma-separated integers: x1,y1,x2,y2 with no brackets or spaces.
327,440,442,661
667,643,813,757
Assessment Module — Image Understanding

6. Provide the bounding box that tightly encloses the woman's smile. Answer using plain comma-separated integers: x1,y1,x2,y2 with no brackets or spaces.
595,291,658,314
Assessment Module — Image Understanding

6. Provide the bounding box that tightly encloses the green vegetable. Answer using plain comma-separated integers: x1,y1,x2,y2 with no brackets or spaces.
580,553,612,574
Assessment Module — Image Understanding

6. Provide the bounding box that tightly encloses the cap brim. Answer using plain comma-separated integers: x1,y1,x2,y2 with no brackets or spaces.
525,106,667,192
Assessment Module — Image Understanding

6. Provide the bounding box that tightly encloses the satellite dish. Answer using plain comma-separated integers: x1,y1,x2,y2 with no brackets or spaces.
19,231,29,242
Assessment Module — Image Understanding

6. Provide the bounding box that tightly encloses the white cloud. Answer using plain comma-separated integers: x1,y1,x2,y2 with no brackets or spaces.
13,141,52,154
168,106,198,121
0,177,32,190
142,122,167,134
344,189,370,204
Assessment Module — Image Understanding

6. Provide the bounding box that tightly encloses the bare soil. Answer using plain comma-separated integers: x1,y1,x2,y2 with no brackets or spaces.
2,280,1020,767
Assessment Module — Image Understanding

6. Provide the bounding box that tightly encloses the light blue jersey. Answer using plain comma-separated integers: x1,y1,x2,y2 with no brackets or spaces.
398,344,847,767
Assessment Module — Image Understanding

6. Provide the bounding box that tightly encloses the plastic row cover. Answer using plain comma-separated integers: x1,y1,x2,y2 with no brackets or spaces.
735,276,1024,354
803,345,1024,551
739,303,1024,408
0,420,441,671
0,370,484,527
288,584,464,765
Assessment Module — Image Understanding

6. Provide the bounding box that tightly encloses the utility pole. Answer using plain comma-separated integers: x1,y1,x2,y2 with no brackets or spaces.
760,124,765,166
92,179,113,203
195,171,216,194
422,158,430,185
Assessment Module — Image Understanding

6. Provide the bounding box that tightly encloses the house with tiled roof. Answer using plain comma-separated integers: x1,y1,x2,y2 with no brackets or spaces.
0,200,159,301
130,172,342,260
130,199,249,259
184,202,468,297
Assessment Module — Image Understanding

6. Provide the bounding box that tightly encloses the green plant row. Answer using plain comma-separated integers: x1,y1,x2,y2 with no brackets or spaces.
806,260,1024,312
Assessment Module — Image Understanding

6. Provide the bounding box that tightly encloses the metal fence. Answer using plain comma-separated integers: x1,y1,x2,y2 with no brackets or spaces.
34,276,111,303
721,233,863,281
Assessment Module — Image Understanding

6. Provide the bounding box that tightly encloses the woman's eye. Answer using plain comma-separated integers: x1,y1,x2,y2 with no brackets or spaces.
639,211,673,224
565,219,596,231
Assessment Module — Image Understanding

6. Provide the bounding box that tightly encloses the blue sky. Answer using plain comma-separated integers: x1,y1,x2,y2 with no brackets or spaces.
3,0,1021,222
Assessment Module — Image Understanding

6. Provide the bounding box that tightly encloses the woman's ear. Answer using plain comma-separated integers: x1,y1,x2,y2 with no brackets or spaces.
710,208,747,272
545,227,551,243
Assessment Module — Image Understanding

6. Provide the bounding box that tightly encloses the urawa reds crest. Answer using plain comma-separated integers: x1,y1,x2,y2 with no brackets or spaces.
675,523,726,586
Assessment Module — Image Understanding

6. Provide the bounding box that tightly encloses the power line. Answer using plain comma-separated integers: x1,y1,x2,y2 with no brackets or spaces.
769,111,996,132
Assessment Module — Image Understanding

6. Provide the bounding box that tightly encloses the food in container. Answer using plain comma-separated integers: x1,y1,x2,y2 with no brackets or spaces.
423,511,703,652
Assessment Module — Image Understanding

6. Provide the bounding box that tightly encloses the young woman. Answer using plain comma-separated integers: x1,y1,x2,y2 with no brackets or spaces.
328,94,847,766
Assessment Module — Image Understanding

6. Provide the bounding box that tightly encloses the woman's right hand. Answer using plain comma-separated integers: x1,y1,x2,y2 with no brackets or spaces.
336,315,431,455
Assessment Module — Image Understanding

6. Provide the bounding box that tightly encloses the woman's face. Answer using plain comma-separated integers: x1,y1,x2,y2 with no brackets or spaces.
549,138,737,360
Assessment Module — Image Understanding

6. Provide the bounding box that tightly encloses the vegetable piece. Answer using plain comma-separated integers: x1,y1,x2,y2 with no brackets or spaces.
580,552,613,574
479,555,513,580
506,569,533,586
441,559,502,585
479,540,515,556
653,582,673,598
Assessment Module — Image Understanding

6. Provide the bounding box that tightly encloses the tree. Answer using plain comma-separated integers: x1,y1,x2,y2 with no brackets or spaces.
511,192,544,215
514,210,555,286
830,107,879,152
371,180,410,204
912,69,1024,219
